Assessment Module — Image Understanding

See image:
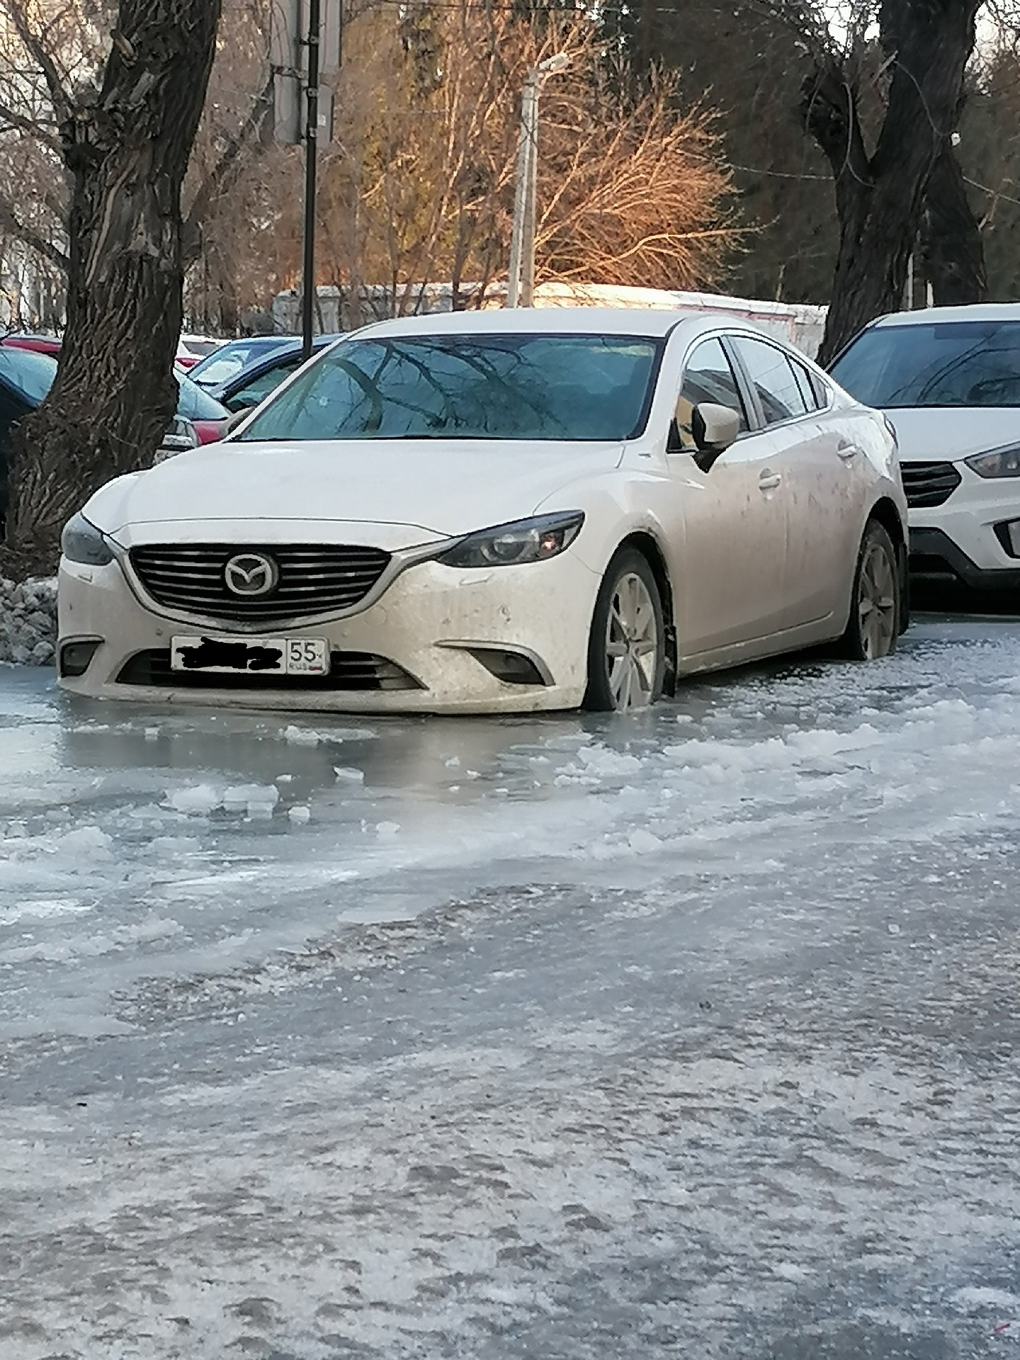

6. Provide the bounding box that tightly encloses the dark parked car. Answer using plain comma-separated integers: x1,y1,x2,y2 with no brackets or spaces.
2,333,230,445
186,336,296,389
202,335,343,413
0,347,199,534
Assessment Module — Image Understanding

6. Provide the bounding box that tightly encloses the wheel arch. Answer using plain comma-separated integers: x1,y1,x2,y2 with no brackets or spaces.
614,530,678,695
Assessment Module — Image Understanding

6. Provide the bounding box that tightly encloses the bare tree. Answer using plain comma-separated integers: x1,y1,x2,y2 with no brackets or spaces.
307,1,738,320
0,0,222,575
782,0,985,360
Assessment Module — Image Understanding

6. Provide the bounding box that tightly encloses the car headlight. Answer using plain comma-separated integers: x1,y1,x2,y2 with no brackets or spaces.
61,513,115,566
965,445,1020,478
436,511,585,568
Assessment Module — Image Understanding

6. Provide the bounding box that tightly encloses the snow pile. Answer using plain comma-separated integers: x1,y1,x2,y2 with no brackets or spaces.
0,576,57,666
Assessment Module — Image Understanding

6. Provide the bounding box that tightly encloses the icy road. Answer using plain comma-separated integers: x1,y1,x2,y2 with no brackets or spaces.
3,618,1020,1360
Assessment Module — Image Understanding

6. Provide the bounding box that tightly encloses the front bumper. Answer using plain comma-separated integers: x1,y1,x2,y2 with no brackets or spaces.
909,462,1020,589
57,551,601,714
909,527,1020,593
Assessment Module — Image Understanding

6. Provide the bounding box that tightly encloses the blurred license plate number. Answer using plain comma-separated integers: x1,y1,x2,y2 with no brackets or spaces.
170,636,328,675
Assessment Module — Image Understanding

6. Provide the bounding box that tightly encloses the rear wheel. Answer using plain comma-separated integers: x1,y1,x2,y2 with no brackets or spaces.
836,520,900,660
583,549,665,711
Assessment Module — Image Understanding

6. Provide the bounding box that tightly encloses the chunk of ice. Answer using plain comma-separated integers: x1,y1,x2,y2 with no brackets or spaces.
168,784,222,816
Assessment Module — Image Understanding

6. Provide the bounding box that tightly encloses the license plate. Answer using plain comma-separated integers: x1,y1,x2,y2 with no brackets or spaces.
170,635,329,676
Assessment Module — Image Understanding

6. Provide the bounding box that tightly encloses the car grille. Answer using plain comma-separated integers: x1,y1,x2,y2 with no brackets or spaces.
116,649,422,690
900,461,962,508
129,544,391,623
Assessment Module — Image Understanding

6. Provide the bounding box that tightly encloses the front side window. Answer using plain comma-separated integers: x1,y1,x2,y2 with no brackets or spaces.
830,320,1020,408
732,337,808,425
236,334,663,443
676,338,748,449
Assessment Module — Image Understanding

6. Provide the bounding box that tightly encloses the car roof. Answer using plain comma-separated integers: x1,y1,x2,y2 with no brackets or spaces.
869,303,1020,329
353,306,708,341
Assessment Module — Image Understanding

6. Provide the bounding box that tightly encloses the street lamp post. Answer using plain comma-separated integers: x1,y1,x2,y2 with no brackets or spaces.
507,52,570,308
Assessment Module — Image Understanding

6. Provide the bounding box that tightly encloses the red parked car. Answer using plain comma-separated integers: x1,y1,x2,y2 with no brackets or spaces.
1,334,61,357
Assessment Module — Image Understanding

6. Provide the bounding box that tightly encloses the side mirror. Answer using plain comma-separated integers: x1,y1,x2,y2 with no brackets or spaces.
690,402,740,473
225,408,250,433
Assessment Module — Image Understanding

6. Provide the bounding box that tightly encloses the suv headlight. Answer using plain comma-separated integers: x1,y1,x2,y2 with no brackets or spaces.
965,445,1020,478
436,511,584,569
61,513,115,566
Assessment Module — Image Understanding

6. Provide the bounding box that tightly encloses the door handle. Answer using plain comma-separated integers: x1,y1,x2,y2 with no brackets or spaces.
837,441,861,460
758,472,782,490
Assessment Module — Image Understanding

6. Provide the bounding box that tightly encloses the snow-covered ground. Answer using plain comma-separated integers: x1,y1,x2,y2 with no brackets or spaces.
2,617,1020,1359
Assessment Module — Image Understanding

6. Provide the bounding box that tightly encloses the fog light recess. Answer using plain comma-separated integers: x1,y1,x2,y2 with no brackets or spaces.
467,647,547,686
994,519,1020,559
60,640,101,678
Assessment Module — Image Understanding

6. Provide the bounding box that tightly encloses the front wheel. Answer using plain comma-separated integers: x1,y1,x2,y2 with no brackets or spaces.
583,549,665,711
836,520,900,660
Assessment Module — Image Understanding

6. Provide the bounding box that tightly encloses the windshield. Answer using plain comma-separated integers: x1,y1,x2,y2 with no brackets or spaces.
236,333,662,442
0,346,57,403
830,320,1020,408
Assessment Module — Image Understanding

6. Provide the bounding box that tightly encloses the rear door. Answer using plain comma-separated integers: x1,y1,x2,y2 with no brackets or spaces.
729,335,852,630
669,334,788,655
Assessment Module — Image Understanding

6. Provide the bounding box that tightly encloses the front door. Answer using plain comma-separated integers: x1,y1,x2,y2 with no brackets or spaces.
669,335,788,658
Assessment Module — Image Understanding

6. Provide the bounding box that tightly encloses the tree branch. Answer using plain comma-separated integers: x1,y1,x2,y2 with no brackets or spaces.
0,98,61,154
0,197,70,273
182,71,274,266
0,0,73,123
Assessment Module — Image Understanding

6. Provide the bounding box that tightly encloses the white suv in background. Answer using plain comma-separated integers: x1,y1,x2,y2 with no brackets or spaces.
830,304,1020,596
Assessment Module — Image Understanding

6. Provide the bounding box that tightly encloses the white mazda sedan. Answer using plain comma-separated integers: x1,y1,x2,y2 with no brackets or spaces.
57,308,907,714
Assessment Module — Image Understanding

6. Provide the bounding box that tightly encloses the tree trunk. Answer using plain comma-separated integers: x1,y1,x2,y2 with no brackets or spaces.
919,141,988,305
802,0,980,365
1,0,222,577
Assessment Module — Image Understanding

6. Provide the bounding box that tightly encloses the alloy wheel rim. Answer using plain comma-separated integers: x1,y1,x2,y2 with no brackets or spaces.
605,572,658,709
857,542,896,659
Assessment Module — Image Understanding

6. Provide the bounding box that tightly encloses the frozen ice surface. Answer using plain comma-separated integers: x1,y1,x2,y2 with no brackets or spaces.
2,619,1020,1358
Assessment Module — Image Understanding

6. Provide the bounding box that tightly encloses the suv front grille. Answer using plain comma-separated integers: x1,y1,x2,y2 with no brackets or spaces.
116,649,421,690
129,544,391,623
900,461,962,509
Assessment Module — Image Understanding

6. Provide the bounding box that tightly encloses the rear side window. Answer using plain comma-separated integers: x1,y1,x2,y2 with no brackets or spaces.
808,369,830,407
0,346,56,403
788,356,827,411
733,337,808,425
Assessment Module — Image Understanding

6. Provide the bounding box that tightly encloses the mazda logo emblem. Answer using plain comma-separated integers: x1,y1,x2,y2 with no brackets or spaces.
223,552,279,597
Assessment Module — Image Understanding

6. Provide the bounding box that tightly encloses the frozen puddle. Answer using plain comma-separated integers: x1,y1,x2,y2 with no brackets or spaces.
4,619,1020,1360
2,618,1020,1040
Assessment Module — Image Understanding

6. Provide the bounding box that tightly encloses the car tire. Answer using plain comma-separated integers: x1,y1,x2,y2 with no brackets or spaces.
583,548,666,711
836,520,900,660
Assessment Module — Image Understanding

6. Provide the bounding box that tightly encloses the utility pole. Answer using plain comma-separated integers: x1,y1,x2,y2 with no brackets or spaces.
507,72,537,309
301,0,322,361
506,53,570,308
272,1,341,345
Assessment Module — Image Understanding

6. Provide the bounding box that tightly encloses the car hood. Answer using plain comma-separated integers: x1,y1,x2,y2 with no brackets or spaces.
84,438,624,543
884,407,1020,461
